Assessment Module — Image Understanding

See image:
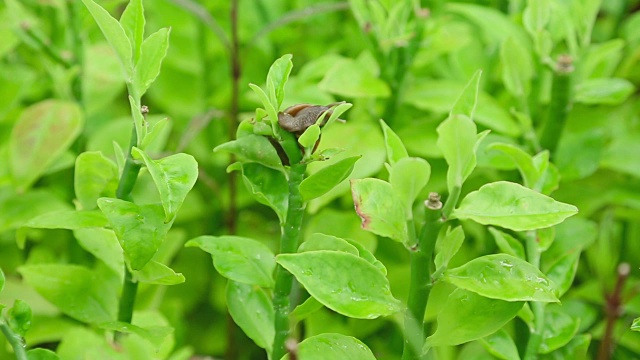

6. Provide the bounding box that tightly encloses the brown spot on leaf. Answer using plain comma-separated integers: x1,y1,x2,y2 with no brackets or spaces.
350,180,370,229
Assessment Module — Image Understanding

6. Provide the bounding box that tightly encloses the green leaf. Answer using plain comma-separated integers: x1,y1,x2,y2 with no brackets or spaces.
291,296,324,323
276,251,402,319
350,178,408,244
113,141,126,171
380,119,408,165
501,37,533,98
22,210,107,230
0,190,71,233
56,328,120,359
99,321,172,351
26,349,60,360
580,39,625,80
131,148,198,222
545,251,580,298
632,317,640,332
74,152,119,210
532,29,553,59
8,299,31,336
488,143,543,190
140,117,170,150
319,58,390,98
437,114,484,194
281,333,376,360
324,102,353,128
344,238,387,275
231,162,288,223
488,227,525,260
434,226,465,271
74,228,124,276
544,217,596,262
425,289,523,347
298,124,321,149
575,78,635,105
17,209,107,248
443,254,559,302
542,334,591,359
226,281,274,352
300,233,359,256
186,235,275,288
119,0,144,62
19,264,117,324
81,0,133,78
300,156,361,201
446,3,529,46
390,157,431,216
453,181,578,231
523,0,551,34
0,267,4,293
518,304,534,331
534,153,560,195
214,135,283,170
539,306,580,353
404,80,521,136
9,100,83,191
133,260,185,285
266,54,293,110
249,83,279,129
97,198,172,270
133,27,170,97
481,329,521,360
450,69,482,120
602,134,640,178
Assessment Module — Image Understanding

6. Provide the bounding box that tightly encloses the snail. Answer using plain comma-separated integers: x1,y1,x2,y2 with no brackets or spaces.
277,102,344,135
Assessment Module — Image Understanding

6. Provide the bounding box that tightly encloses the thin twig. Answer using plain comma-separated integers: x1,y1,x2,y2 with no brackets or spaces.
251,2,349,43
197,168,221,194
166,0,231,51
176,109,224,153
227,0,241,236
20,21,73,68
598,263,631,360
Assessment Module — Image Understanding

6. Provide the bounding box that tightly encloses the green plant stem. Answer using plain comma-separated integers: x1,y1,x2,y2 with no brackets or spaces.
0,320,28,360
67,0,84,104
272,163,307,360
441,185,461,220
115,126,142,337
523,231,544,360
402,195,442,360
117,266,138,324
116,128,142,200
539,55,573,157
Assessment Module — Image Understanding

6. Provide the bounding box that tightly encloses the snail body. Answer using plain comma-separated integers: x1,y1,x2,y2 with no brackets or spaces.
278,104,333,135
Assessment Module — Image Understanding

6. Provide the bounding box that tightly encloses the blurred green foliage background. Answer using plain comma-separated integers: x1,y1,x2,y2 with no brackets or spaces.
1,0,640,359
